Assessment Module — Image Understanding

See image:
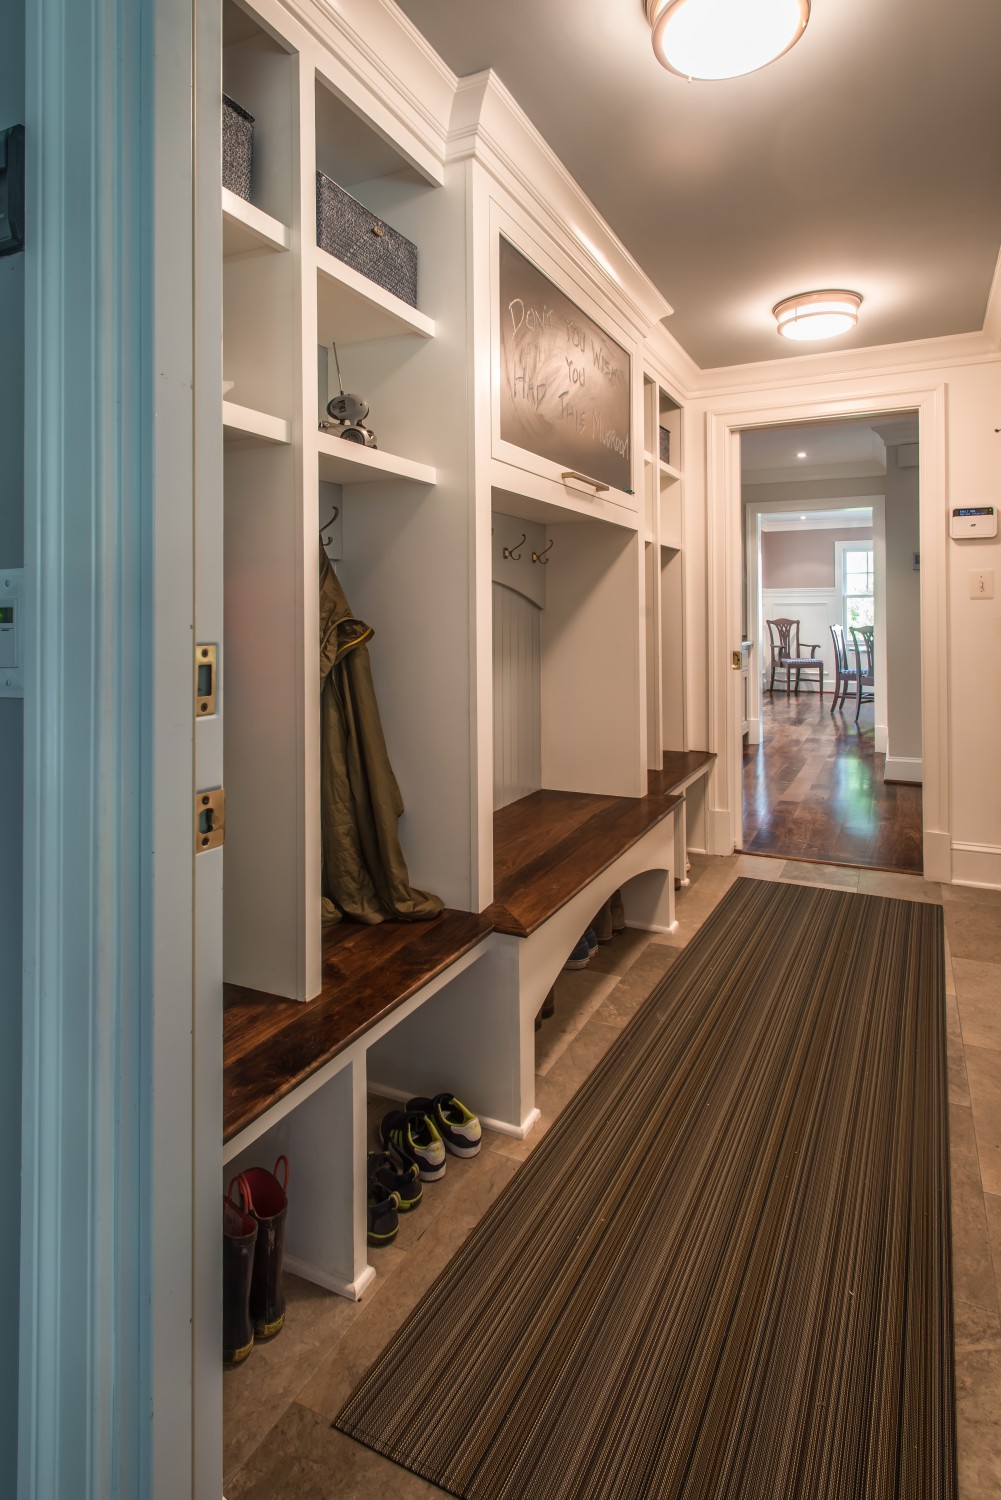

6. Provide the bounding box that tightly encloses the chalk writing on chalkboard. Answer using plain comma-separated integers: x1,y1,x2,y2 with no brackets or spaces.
498,237,631,492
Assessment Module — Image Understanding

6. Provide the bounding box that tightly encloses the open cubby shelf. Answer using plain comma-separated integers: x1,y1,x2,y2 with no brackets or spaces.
316,249,435,345
222,188,290,257
316,432,436,486
222,399,291,446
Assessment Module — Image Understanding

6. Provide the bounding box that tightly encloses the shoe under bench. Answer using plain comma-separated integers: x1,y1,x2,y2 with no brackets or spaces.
221,758,712,1300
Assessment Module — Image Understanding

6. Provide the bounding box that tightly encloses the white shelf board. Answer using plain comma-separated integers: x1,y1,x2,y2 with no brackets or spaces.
316,432,435,486
659,459,683,485
315,247,435,345
222,188,291,258
643,449,654,465
223,401,291,447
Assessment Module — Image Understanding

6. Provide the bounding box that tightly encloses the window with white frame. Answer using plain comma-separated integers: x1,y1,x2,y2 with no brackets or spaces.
840,542,874,630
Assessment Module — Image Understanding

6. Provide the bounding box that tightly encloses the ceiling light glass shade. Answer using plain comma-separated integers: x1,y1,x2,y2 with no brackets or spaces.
646,0,810,81
773,290,862,341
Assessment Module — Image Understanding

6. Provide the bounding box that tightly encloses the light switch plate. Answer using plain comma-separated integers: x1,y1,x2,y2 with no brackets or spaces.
969,569,995,599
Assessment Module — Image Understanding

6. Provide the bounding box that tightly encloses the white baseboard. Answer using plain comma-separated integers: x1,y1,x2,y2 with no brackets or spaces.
479,1107,541,1140
950,842,1001,891
923,829,952,883
283,1254,376,1302
884,755,922,783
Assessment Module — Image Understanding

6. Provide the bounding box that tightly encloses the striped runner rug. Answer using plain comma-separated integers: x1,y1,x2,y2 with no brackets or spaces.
335,878,954,1500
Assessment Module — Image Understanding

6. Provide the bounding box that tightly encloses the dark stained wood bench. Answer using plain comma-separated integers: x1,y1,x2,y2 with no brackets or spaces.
223,908,493,1144
487,786,683,939
649,747,716,799
224,751,715,1145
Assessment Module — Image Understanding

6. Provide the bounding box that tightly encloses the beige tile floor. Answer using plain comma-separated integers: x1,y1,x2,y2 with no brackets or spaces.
224,856,1001,1499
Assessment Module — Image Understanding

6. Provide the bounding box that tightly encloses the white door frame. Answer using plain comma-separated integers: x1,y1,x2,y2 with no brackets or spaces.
706,384,949,881
743,495,886,747
21,1,211,1496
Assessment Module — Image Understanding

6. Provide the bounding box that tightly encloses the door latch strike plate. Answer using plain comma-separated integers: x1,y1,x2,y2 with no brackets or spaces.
195,643,218,716
731,650,742,670
195,787,225,852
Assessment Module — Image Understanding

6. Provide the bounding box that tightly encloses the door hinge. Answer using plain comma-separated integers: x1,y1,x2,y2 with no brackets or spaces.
195,787,225,852
195,643,217,716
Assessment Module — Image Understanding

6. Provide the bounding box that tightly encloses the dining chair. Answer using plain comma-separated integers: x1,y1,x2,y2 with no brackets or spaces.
828,622,857,712
848,624,875,722
765,617,824,697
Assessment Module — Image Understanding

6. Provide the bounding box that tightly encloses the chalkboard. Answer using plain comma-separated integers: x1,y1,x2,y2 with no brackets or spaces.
498,237,631,492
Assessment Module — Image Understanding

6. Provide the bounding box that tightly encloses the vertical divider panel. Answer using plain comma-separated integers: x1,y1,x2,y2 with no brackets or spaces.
541,520,644,797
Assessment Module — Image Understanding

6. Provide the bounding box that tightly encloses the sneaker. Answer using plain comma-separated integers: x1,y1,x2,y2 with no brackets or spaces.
584,926,598,958
407,1093,481,1159
380,1108,447,1181
367,1149,422,1212
563,935,590,970
367,1179,400,1245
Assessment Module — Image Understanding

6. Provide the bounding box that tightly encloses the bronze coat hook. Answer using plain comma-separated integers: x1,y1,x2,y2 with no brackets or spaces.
531,539,554,565
503,533,525,561
320,505,340,546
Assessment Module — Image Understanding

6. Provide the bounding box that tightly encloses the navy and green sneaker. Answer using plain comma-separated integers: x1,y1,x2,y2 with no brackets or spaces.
563,935,591,971
366,1179,400,1245
379,1108,447,1181
367,1149,422,1212
406,1093,482,1159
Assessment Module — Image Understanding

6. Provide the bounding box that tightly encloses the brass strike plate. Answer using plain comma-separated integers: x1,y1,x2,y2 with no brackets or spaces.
195,787,225,852
731,650,742,669
195,644,217,716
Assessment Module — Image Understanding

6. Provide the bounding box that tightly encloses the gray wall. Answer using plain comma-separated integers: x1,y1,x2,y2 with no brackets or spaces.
0,2,24,1489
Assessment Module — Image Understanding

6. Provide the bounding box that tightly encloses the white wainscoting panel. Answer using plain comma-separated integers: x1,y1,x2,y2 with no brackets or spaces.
493,582,542,810
761,588,840,694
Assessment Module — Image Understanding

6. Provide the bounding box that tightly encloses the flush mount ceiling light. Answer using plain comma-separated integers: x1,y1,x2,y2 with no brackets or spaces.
646,0,810,81
773,289,863,341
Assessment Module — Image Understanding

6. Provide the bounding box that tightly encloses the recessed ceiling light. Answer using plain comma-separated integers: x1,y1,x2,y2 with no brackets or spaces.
796,451,808,458
800,514,807,520
773,289,863,341
646,0,810,81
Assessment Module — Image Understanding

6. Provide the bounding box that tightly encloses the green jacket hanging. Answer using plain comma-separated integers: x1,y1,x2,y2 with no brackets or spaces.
319,550,443,926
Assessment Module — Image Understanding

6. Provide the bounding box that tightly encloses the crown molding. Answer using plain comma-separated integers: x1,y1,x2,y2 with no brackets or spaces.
871,418,919,447
983,240,1001,351
447,71,674,344
691,328,999,400
281,0,455,179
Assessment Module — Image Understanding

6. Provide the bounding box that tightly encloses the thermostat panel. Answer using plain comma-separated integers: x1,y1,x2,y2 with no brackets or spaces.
950,506,997,539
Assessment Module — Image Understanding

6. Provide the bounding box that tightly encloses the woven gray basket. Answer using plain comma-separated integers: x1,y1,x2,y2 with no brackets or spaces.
316,171,417,308
223,94,254,201
659,425,672,465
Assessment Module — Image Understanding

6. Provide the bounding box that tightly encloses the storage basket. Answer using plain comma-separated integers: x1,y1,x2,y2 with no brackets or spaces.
316,170,418,308
659,425,672,465
222,94,254,201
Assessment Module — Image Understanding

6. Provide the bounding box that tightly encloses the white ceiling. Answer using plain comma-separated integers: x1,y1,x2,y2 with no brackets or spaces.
740,420,888,476
394,0,1001,369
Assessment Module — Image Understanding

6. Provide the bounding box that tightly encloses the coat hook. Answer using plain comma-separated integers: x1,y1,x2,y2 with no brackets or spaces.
320,505,340,546
531,539,554,565
503,533,526,561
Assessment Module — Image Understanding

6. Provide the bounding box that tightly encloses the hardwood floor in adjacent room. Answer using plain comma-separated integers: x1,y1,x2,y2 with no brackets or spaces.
741,691,923,874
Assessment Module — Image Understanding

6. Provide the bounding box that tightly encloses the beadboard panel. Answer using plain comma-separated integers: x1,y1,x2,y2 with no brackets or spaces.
493,582,542,810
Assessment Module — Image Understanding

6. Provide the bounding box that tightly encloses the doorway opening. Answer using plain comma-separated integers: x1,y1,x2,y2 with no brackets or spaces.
739,416,923,874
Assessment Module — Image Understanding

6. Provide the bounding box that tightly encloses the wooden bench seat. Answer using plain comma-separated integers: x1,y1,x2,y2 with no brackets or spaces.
223,908,493,1144
648,747,716,799
487,787,683,939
